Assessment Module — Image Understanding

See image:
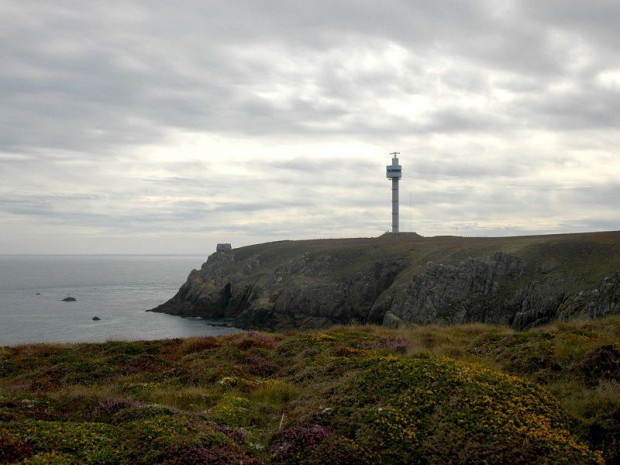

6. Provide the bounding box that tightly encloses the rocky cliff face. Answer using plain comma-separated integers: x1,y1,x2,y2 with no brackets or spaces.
386,252,526,327
150,233,620,330
150,244,409,330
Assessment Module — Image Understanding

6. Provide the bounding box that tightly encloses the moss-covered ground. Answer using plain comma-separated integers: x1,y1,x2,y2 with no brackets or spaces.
1,316,618,464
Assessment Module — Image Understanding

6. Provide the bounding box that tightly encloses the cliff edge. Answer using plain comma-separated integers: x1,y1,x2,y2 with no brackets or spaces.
150,231,620,330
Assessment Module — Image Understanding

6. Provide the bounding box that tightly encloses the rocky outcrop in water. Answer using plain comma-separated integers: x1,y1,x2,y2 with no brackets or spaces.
150,233,620,330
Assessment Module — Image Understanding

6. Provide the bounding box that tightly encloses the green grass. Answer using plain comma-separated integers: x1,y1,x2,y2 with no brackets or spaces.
198,231,620,292
1,318,618,464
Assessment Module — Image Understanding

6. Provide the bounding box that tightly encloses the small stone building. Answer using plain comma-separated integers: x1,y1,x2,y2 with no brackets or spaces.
216,243,232,253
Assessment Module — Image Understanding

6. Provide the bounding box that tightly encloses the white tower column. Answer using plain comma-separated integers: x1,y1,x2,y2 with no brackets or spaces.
386,152,402,234
392,177,399,233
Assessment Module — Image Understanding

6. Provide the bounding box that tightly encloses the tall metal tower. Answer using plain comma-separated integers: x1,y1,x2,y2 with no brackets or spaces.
386,152,402,233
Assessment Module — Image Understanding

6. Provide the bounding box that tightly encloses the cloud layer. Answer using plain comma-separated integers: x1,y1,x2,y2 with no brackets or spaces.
1,0,618,253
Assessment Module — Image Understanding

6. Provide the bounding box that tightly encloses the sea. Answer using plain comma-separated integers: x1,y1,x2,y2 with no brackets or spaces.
0,255,240,347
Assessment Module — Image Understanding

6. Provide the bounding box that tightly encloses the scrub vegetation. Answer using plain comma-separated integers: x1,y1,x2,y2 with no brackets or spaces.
1,316,618,464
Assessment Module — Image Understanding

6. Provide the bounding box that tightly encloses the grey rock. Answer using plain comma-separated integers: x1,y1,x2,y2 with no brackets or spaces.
509,276,567,330
383,311,404,329
389,252,525,326
539,262,557,274
243,255,261,274
556,270,620,321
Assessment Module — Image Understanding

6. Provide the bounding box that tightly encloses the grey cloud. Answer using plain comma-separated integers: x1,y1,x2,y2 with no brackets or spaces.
1,1,620,252
143,177,229,191
3,0,620,156
523,86,620,130
413,157,526,179
0,186,318,233
562,182,620,211
522,0,620,53
255,157,376,174
423,108,507,133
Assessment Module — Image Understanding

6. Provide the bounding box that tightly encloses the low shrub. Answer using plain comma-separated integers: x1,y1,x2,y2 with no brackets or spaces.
269,425,375,465
1,321,615,463
313,356,604,465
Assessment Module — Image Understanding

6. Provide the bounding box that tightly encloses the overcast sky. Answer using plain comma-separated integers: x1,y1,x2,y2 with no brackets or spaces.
1,1,619,254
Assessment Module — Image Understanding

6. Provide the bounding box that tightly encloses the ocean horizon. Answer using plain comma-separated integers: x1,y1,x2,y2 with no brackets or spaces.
0,254,240,346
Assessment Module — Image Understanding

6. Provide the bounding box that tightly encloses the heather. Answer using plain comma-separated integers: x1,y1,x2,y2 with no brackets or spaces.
1,316,618,464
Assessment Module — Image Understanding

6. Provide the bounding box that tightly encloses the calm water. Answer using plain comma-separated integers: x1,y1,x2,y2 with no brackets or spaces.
0,255,240,346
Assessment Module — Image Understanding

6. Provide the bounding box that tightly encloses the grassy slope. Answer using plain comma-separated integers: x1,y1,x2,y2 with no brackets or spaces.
1,317,618,464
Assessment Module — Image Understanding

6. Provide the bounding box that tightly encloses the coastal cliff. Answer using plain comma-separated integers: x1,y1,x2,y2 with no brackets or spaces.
150,231,620,330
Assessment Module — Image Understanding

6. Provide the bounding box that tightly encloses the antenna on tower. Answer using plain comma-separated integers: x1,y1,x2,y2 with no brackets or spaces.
409,192,412,232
